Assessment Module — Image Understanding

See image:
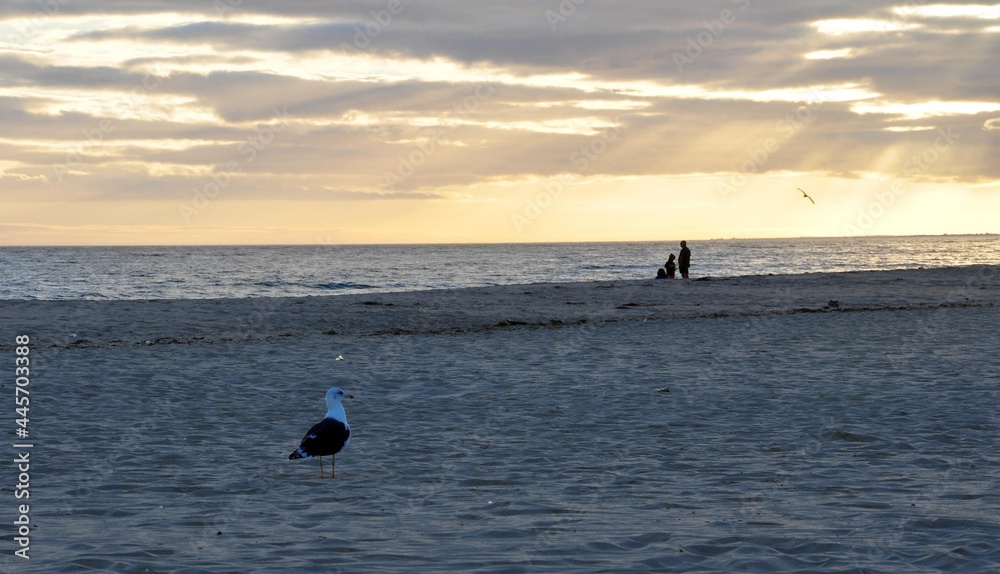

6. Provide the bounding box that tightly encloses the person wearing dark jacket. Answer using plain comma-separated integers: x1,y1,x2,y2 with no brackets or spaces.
678,241,691,278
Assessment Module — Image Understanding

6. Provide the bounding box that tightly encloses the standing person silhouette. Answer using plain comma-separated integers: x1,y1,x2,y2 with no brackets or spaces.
678,241,691,278
665,254,676,279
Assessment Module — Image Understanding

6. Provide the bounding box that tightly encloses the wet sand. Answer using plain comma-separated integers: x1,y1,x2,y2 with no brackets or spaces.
2,266,998,572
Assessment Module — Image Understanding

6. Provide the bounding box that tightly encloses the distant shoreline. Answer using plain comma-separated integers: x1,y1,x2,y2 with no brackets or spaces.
0,232,997,249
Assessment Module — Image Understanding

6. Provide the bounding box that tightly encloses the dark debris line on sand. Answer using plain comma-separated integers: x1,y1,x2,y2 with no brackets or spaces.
1,265,997,352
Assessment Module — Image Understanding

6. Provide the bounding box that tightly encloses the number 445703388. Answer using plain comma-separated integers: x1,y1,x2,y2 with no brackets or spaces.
15,335,30,436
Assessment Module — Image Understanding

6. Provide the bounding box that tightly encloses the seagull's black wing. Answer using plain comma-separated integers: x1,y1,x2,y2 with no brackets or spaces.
289,418,350,459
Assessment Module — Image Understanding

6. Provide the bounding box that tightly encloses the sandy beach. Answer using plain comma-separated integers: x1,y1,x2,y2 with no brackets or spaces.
2,265,998,572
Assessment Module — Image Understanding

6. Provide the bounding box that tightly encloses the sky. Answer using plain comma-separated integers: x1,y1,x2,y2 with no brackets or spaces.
1,0,998,245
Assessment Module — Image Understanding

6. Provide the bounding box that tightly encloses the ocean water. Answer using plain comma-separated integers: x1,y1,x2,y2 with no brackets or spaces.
1,235,997,300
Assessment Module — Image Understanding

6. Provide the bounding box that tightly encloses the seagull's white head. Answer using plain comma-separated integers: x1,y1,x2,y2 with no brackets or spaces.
325,386,355,407
324,386,355,423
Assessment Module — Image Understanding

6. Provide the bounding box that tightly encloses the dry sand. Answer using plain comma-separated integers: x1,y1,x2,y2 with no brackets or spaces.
2,265,998,572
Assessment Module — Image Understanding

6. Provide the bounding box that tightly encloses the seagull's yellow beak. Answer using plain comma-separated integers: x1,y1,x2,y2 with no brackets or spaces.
347,394,356,400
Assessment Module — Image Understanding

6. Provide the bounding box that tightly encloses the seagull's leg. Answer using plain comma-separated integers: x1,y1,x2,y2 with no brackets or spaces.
319,456,324,479
331,456,336,479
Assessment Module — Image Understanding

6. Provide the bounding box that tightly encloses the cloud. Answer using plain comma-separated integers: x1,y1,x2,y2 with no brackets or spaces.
0,0,997,213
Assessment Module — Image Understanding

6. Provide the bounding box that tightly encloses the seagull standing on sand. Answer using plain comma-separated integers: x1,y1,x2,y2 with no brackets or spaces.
797,187,816,205
289,387,354,478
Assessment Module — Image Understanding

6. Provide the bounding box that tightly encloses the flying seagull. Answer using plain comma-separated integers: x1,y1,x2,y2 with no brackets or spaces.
797,187,815,205
289,387,355,478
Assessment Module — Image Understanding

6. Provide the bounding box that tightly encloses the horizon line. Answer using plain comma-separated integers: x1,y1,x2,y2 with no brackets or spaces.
1,232,997,249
